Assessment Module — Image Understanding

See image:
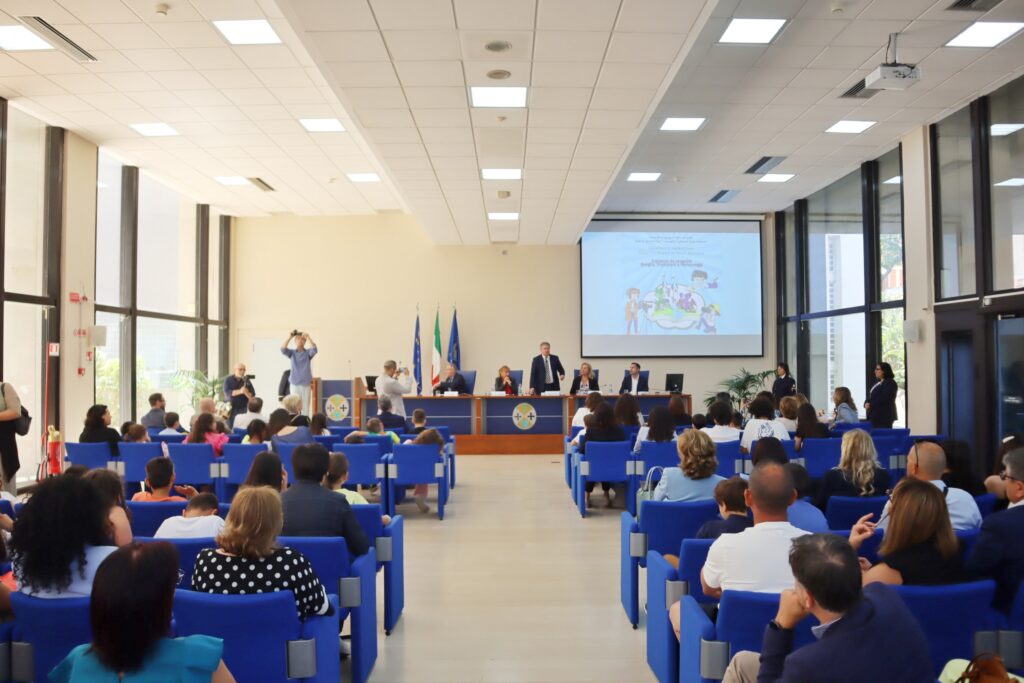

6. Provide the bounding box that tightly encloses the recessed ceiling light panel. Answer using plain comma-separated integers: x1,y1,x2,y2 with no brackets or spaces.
470,86,527,108
661,117,706,131
482,168,522,180
946,21,1024,48
213,19,281,45
627,172,661,182
216,176,250,186
130,122,179,137
0,25,52,50
826,120,876,134
488,212,519,220
300,118,345,132
347,173,380,183
994,177,1024,187
758,174,794,183
719,18,786,44
991,123,1024,136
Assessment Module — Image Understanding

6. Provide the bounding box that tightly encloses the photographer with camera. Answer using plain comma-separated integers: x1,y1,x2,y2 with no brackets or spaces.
223,362,256,428
281,330,318,416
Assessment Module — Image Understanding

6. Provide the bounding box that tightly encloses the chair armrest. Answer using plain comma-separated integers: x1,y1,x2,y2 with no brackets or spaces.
646,551,683,683
680,595,717,682
380,515,404,563
299,594,341,682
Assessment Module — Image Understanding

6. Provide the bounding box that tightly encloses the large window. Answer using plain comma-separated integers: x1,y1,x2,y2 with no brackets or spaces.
2,303,46,477
934,108,976,299
95,152,124,306
4,108,47,297
136,317,196,423
94,311,127,424
807,313,866,411
783,206,797,316
988,78,1024,292
137,173,197,317
806,170,864,313
878,149,904,302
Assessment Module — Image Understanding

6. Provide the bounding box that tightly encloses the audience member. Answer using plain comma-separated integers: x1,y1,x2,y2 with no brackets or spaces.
878,440,981,531
280,444,369,557
268,408,314,452
280,394,311,427
814,429,891,510
614,392,643,428
750,438,826,533
51,542,235,683
122,423,149,443
376,396,407,431
966,447,1024,613
696,478,753,540
223,362,255,428
409,409,428,434
985,434,1024,503
310,412,330,437
794,403,829,450
580,403,626,508
11,474,117,598
703,401,741,443
131,457,197,502
119,421,133,438
852,477,965,586
770,362,796,407
691,414,707,430
138,393,166,431
941,439,986,496
158,412,182,435
633,406,676,453
155,493,225,539
715,392,732,409
80,404,121,455
363,417,400,444
654,429,723,502
668,393,692,427
829,387,859,425
740,397,790,453
193,486,332,619
243,451,287,492
186,412,229,456
408,429,446,513
343,432,365,445
722,534,933,683
730,411,744,429
232,397,265,431
570,413,595,448
242,419,266,445
323,452,391,525
62,464,89,478
83,469,132,547
794,393,809,406
189,397,228,431
572,392,603,429
775,396,798,432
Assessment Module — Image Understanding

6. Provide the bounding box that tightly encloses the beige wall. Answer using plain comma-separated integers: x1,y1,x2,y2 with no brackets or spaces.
230,214,776,409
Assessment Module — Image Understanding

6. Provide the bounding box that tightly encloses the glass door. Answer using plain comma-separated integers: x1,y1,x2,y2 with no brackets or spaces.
996,316,1024,441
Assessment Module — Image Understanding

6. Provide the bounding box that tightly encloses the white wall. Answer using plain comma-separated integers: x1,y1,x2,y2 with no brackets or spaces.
230,214,776,409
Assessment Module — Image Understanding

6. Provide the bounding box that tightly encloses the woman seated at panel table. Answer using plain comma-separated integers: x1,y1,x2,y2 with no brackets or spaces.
569,362,599,396
494,365,519,395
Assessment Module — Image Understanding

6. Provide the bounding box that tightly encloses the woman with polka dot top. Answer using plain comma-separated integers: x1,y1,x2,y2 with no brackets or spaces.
192,486,331,620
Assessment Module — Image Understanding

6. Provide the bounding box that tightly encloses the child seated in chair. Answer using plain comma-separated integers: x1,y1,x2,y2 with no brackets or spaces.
323,453,391,526
131,457,197,502
154,492,225,539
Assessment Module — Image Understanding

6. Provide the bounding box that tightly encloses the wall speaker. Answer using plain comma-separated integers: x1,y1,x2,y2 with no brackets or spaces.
89,325,107,347
902,319,921,344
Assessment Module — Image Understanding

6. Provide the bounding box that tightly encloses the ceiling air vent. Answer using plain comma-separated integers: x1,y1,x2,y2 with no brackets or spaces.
745,156,786,174
709,190,739,204
248,177,275,192
18,17,97,62
947,0,1002,11
840,78,880,100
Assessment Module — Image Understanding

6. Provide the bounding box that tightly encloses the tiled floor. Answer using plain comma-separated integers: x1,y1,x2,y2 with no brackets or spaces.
364,454,648,683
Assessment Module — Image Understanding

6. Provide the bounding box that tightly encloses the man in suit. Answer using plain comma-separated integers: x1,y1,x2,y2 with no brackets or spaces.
529,341,565,396
722,533,933,683
376,395,408,431
619,362,649,395
280,444,370,557
967,447,1024,613
433,363,469,395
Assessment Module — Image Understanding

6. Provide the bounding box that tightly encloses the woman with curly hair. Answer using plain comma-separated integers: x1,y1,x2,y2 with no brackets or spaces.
814,429,890,510
11,474,116,598
653,429,724,502
83,468,133,547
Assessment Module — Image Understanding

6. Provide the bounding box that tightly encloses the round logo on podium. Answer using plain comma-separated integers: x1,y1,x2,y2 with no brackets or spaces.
512,402,537,431
324,394,350,421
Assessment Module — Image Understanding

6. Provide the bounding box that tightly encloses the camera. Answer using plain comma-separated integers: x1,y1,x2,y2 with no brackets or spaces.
291,329,304,337
244,374,256,380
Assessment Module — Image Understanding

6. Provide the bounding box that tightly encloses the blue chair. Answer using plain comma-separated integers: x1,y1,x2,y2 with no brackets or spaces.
135,535,216,587
619,500,719,627
632,440,682,510
975,493,997,518
509,369,523,386
462,370,477,394
327,426,357,439
117,442,163,483
893,580,997,675
957,527,982,557
0,499,15,518
352,505,405,635
622,369,650,386
226,433,244,444
126,500,187,537
801,438,842,478
278,538,377,683
364,434,394,457
65,442,114,471
166,443,216,487
338,443,386,510
218,502,231,518
575,441,631,517
433,425,452,442
151,433,186,444
9,593,92,683
313,435,338,448
715,440,742,477
174,590,342,683
824,496,888,530
384,444,448,519
831,421,872,434
220,444,268,500
275,442,300,482
573,368,600,382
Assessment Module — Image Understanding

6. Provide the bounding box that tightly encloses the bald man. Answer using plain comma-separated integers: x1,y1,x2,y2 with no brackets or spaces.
189,397,228,431
877,441,981,531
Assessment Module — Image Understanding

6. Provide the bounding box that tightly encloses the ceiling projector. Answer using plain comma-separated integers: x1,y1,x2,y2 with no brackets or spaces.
865,63,920,90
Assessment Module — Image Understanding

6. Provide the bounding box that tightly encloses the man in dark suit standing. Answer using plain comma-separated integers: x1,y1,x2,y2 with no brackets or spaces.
529,341,565,396
967,448,1024,614
618,362,649,395
433,363,469,395
722,533,932,683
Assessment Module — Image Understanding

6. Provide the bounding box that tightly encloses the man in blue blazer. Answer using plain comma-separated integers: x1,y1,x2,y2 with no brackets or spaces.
967,448,1024,613
618,362,649,394
528,341,565,395
723,533,932,683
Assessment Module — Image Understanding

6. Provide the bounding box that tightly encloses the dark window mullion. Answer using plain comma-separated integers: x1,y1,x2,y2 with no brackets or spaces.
794,198,808,393
196,205,209,376
862,159,881,376
42,126,64,433
122,166,139,420
0,97,8,378
971,96,993,296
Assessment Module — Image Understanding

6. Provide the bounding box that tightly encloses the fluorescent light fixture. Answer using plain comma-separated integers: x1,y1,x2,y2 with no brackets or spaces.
129,122,179,137
488,212,519,220
215,176,250,186
758,173,794,183
482,168,522,180
212,19,281,45
994,177,1024,187
991,123,1024,137
299,118,345,133
883,176,902,185
470,86,527,108
661,117,706,131
946,21,1024,48
347,173,380,183
0,25,52,50
719,18,786,44
826,120,876,134
627,172,661,182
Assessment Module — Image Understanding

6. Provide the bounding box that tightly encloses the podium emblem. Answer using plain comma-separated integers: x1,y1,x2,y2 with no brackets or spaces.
324,394,350,421
512,402,537,430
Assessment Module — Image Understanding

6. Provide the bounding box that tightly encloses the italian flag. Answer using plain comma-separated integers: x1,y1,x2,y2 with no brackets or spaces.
430,310,442,387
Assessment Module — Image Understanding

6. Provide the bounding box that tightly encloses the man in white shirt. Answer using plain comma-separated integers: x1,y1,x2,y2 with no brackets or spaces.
154,493,225,539
670,462,807,639
740,397,791,452
619,362,649,395
703,401,742,443
877,440,982,531
376,360,414,418
232,397,266,431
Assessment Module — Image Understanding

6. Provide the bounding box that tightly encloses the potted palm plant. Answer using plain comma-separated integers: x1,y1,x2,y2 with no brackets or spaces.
172,370,232,419
703,368,776,409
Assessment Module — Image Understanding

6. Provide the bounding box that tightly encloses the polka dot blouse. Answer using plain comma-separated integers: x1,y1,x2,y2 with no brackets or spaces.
192,547,331,620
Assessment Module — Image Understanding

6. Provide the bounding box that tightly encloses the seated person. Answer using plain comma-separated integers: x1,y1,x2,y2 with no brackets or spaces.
189,397,228,431
343,432,365,445
131,457,198,502
155,493,226,539
11,474,117,598
406,429,447,514
828,387,859,426
139,392,167,431
268,408,314,451
281,394,311,428
158,412,183,436
794,402,829,450
323,452,391,525
740,396,790,453
185,413,229,456
653,429,724,502
376,396,407,431
814,429,890,510
83,469,132,547
569,362,599,396
242,419,266,445
433,363,469,395
409,409,428,434
494,365,518,395
967,447,1024,614
691,414,707,429
984,434,1024,503
80,404,121,455
723,534,933,683
730,411,744,430
580,404,626,508
696,477,753,539
570,413,595,448
122,423,149,443
668,394,692,427
193,486,333,619
51,542,234,683
633,406,676,454
280,444,370,556
703,401,741,443
232,397,266,431
877,440,981,532
619,362,648,395
851,477,966,586
242,451,287,492
775,396,799,432
614,393,644,429
310,412,331,437
572,392,603,429
749,438,826,533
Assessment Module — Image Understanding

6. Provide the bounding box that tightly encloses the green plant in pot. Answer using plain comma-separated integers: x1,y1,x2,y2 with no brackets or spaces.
703,368,776,409
172,370,232,418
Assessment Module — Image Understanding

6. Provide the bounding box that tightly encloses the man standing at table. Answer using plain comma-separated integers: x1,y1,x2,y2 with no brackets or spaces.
619,362,649,395
529,341,565,396
377,360,414,417
281,331,317,415
222,362,255,427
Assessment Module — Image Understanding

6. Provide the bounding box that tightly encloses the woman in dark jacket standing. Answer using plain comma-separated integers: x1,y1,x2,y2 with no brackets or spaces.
0,382,22,495
771,362,796,408
79,404,121,455
865,362,899,429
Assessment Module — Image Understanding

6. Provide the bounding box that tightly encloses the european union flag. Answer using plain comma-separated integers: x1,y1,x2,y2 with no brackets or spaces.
413,313,422,395
447,309,460,370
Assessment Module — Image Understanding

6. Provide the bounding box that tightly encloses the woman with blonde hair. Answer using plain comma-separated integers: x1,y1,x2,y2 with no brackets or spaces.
191,486,331,619
494,365,519,395
814,429,891,509
653,429,724,502
569,362,599,395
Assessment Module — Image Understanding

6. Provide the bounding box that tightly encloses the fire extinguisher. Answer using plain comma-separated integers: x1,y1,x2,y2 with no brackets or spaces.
46,425,62,477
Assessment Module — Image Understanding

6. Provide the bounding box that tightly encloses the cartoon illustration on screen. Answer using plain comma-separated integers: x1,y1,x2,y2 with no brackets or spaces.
623,268,720,331
625,287,641,335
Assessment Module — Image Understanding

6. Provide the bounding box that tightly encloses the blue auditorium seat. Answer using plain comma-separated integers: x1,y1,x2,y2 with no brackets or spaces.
220,443,268,501
714,440,742,477
800,438,842,478
824,495,888,530
134,535,216,587
384,444,448,519
9,593,91,683
351,504,405,635
64,443,113,471
573,440,631,517
126,501,187,537
117,442,162,483
166,443,216,487
975,493,997,518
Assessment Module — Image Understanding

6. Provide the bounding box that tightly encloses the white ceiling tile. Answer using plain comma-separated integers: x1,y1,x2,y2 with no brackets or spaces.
47,73,114,93
462,60,531,86
149,21,226,48
589,87,657,110
756,44,825,69
343,87,409,109
529,109,587,127
148,107,206,123
527,127,582,144
233,45,301,69
80,50,148,73
202,69,264,89
403,86,467,109
534,31,610,62
24,93,94,112
809,45,882,69
606,33,686,63
122,49,192,71
453,0,536,30
51,23,114,51
57,0,138,22
195,105,248,122
471,109,527,127
394,61,465,86
585,109,644,128
177,90,234,107
616,0,705,33
149,70,214,90
326,62,400,88
9,51,87,75
288,0,379,31
78,91,137,109
270,87,325,103
99,71,163,91
529,87,592,109
128,90,186,108
833,19,912,47
358,108,416,127
383,30,462,61
597,63,669,88
369,0,456,30
430,155,478,168
242,104,291,120
459,29,533,61
254,68,313,88
531,61,601,87
307,32,390,62
413,108,472,127
178,47,246,70
189,0,265,21
537,0,621,31
90,23,168,50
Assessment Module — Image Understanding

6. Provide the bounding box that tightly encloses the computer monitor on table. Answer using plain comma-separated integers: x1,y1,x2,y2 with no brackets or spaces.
665,374,684,393
365,375,378,393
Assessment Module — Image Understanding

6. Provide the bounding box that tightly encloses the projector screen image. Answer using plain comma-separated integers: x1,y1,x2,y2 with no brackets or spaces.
581,220,763,357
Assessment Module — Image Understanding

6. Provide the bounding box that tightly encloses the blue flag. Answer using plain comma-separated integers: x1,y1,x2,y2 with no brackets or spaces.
447,309,460,370
413,313,423,395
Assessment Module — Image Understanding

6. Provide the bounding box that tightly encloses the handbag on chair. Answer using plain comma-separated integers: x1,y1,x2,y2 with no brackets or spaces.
635,466,663,521
951,653,1015,683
